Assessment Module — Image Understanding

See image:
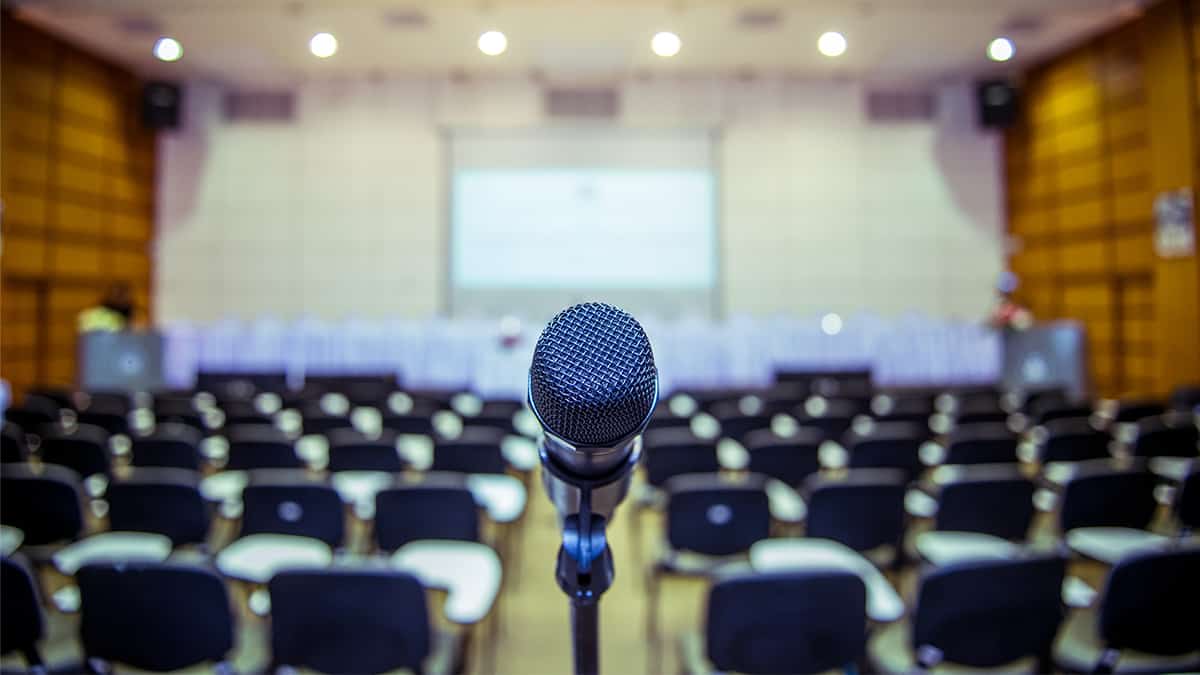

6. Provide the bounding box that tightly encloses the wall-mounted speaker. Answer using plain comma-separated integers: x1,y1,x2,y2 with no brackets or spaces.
976,79,1019,129
142,81,182,130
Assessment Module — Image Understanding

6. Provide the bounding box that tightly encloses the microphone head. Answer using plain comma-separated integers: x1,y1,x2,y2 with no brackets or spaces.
529,302,658,449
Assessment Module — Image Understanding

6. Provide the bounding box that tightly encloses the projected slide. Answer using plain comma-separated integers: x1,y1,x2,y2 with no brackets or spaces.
452,169,716,289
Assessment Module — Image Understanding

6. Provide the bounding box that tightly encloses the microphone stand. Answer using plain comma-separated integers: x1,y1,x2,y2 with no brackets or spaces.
541,441,640,675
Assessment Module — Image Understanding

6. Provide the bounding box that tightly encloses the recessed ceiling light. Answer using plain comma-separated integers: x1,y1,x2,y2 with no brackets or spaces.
988,37,1015,62
478,30,507,56
817,31,847,57
309,32,338,58
651,31,681,57
153,37,182,62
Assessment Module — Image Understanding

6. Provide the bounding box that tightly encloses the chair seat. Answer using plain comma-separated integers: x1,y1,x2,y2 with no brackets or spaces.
500,436,538,472
391,540,502,625
915,531,1020,566
868,619,1041,674
52,532,172,576
0,525,23,556
465,474,526,523
749,538,904,622
764,479,805,523
199,470,249,504
1148,456,1193,482
1053,606,1200,674
905,489,939,518
216,534,332,583
1065,527,1170,565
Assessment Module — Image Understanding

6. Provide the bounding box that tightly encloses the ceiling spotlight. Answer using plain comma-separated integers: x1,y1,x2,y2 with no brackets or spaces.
651,31,681,57
988,37,1015,62
309,32,338,58
478,30,507,56
153,37,182,62
817,31,847,57
821,313,844,336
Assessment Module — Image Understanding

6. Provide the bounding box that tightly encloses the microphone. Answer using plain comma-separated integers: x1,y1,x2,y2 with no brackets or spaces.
527,302,658,675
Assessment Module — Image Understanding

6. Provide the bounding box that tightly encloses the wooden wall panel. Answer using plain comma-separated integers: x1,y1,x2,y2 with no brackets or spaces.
0,11,157,398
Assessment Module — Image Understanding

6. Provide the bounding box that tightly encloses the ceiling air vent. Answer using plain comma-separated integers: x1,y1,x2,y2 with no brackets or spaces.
544,87,620,119
223,91,296,123
865,89,937,122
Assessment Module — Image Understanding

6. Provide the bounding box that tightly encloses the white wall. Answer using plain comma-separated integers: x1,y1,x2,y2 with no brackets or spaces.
156,76,1003,323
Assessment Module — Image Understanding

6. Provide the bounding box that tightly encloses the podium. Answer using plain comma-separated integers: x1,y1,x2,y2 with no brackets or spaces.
78,330,166,392
999,321,1088,398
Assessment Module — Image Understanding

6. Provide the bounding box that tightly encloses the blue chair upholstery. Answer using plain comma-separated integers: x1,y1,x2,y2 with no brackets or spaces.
943,422,1019,465
240,480,345,547
1131,414,1199,458
77,561,235,672
39,423,111,479
1040,418,1110,463
1059,468,1157,533
804,469,906,553
664,473,771,556
432,427,507,475
131,423,204,470
1,555,45,669
106,468,210,547
374,476,479,552
844,422,927,482
744,427,822,486
0,463,84,546
328,436,406,473
642,428,721,488
225,424,301,470
934,467,1035,540
2,423,28,463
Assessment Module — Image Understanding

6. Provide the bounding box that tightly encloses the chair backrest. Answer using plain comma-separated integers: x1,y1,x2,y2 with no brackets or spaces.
77,561,234,671
1170,385,1200,411
1,555,44,663
0,464,84,545
664,473,770,556
131,423,203,470
642,429,720,487
1099,548,1200,656
744,428,823,486
1041,418,1110,463
1,423,28,463
1178,466,1200,530
226,425,301,470
269,568,430,673
374,477,479,552
709,402,773,442
1132,415,1199,458
804,469,906,552
4,394,61,432
432,427,507,474
1059,468,1157,532
912,555,1066,668
1113,399,1166,424
944,423,1019,465
240,481,345,546
77,391,131,416
328,438,406,473
39,423,111,478
935,471,1035,540
706,570,867,675
153,396,205,431
845,422,926,481
106,469,210,546
76,411,128,436
302,413,353,435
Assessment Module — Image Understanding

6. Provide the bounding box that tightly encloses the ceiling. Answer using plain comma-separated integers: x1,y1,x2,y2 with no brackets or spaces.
9,0,1141,87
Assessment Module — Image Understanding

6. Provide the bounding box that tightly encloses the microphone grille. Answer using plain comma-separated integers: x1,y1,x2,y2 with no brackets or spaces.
530,302,658,446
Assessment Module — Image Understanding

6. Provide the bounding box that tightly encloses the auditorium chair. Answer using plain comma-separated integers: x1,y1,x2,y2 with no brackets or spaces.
708,399,773,443
27,388,74,412
0,464,85,553
197,370,287,399
39,423,112,480
380,395,438,435
1170,384,1200,412
268,568,460,674
640,428,722,490
1053,548,1200,673
1130,413,1199,458
76,561,236,673
843,421,927,482
680,570,868,675
802,469,907,565
1,422,28,463
950,396,1010,426
152,395,207,431
1108,398,1167,425
1035,417,1112,464
869,555,1066,673
1031,396,1094,425
1,555,48,671
74,410,128,436
941,422,1020,465
792,397,860,439
646,473,771,648
1058,465,1162,565
1177,465,1200,534
74,391,131,415
373,476,481,552
218,398,273,428
327,430,407,473
3,394,61,434
742,427,823,487
130,422,205,470
870,393,935,427
105,468,211,548
911,464,1036,565
432,426,508,475
225,424,303,470
239,478,346,548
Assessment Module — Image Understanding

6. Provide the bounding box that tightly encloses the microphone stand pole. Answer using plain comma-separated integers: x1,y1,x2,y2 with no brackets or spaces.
556,487,613,675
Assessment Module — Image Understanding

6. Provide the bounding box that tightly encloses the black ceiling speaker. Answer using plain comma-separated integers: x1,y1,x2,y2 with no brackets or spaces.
976,79,1019,129
142,81,183,130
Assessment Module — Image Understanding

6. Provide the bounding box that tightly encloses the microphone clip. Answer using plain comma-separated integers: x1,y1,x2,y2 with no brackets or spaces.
557,489,614,605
